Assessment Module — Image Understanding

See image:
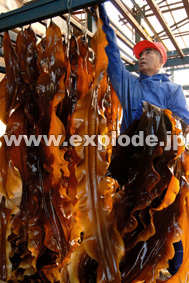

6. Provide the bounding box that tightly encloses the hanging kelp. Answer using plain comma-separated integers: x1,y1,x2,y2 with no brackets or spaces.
67,17,124,283
0,7,189,283
108,103,189,283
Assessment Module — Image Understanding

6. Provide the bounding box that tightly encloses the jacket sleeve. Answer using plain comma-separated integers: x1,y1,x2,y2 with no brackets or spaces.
167,85,189,125
102,24,135,106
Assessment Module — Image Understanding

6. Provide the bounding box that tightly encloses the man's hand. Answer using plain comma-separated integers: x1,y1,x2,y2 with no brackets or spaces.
134,100,144,120
98,3,109,26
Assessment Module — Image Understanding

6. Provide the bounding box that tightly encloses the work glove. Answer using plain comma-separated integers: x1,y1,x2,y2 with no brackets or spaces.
98,3,109,27
134,100,144,120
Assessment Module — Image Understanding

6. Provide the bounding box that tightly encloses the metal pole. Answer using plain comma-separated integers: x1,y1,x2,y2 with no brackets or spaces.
0,0,108,32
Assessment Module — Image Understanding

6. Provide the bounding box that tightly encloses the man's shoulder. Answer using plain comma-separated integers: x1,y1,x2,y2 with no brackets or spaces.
122,69,140,84
162,74,182,89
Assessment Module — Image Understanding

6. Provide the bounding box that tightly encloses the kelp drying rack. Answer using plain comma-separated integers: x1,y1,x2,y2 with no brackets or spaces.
0,0,108,74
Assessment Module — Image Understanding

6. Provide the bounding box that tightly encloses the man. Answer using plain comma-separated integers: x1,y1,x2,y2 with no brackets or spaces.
98,3,189,277
98,4,189,134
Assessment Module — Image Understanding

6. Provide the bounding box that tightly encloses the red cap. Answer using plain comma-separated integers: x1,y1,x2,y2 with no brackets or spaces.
133,40,167,65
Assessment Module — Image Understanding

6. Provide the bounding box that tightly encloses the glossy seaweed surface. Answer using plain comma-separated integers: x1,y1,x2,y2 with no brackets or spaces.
0,15,189,283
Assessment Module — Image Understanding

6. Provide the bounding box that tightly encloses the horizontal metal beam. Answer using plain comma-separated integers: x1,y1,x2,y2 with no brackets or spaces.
111,0,152,41
146,5,184,17
145,1,183,12
152,17,188,39
126,55,189,72
109,19,135,49
167,48,189,57
146,0,184,58
2,53,189,74
1,58,189,74
161,31,189,40
164,56,189,67
118,46,135,64
0,0,108,32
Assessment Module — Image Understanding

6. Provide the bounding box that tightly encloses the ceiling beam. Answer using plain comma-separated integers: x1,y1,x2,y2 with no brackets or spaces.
161,31,189,40
152,18,188,38
60,14,135,64
121,54,135,65
146,5,184,17
109,20,135,49
145,1,183,11
0,0,109,32
60,14,135,63
164,55,189,67
146,0,184,57
167,48,189,57
118,45,135,64
126,55,189,72
130,0,168,50
111,0,152,41
147,0,184,57
182,0,189,18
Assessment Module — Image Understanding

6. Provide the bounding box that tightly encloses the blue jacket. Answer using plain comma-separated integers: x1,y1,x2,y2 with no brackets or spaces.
103,24,189,132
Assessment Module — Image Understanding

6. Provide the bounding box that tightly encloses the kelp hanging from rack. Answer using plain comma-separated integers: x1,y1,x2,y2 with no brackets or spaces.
0,9,189,283
108,104,189,283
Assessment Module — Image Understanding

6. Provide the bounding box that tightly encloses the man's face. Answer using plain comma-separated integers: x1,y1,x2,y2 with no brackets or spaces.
138,48,163,76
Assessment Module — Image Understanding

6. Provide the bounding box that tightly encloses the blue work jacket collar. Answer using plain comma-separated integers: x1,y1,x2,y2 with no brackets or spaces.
139,72,171,82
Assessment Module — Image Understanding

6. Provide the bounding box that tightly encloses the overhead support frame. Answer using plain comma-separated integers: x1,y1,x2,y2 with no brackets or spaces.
126,55,189,72
167,48,189,57
110,0,152,41
152,18,188,39
130,0,168,50
60,13,135,64
0,0,108,33
109,19,135,50
146,0,184,57
60,14,93,38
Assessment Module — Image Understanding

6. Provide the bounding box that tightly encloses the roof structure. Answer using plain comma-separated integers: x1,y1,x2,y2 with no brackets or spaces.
0,0,189,98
